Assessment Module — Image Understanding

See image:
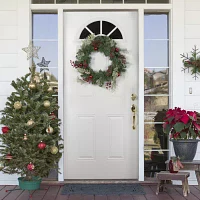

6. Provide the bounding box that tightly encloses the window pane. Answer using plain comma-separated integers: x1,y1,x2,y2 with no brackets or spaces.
33,41,58,67
144,151,168,178
145,96,168,112
145,40,168,67
144,124,168,150
33,14,58,40
87,21,100,35
102,0,122,3
124,0,145,3
36,67,58,93
148,0,169,3
144,68,169,95
145,14,168,39
79,0,99,3
57,0,77,3
32,0,54,3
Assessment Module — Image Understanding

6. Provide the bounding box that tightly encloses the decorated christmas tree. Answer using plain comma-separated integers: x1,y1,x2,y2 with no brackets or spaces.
0,50,63,181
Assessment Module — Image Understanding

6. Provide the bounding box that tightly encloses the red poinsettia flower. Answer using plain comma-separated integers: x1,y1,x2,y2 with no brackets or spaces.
2,126,9,134
180,114,190,124
163,107,200,140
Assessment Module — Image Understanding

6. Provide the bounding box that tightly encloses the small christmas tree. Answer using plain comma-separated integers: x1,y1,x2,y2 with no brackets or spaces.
0,63,63,181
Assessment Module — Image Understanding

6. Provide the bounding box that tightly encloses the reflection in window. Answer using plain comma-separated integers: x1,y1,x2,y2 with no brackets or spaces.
32,0,54,3
79,21,123,39
144,68,169,95
102,0,122,3
124,0,145,3
148,0,169,3
57,0,77,3
79,0,99,3
144,13,169,178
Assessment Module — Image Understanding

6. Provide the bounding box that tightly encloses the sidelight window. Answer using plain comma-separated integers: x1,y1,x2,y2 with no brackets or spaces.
144,13,169,179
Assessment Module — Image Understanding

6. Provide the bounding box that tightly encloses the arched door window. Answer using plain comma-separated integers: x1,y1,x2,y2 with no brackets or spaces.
80,21,123,39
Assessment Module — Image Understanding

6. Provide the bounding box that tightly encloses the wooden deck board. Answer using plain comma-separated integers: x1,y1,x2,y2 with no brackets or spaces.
1,184,200,200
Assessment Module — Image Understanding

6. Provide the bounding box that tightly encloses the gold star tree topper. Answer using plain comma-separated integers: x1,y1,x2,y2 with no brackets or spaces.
22,42,41,60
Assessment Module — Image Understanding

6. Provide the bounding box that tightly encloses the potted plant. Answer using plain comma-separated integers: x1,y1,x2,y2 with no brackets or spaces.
163,107,200,161
0,62,63,190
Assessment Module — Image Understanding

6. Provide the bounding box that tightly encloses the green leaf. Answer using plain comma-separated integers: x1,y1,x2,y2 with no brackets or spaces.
180,132,187,139
174,122,185,132
163,124,171,134
189,128,197,139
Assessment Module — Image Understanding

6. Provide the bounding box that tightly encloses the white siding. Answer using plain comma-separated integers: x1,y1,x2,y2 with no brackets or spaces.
183,0,200,185
0,0,30,185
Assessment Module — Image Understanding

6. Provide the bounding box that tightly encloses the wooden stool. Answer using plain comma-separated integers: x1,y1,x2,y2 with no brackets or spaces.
156,171,190,197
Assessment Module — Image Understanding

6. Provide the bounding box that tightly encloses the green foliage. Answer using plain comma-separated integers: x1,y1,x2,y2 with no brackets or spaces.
72,35,127,89
0,65,63,180
181,45,200,79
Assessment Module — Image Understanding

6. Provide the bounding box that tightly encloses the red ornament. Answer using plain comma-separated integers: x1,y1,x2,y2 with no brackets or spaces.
27,162,35,171
118,73,120,77
2,126,9,134
89,75,93,79
94,47,98,51
38,141,46,150
50,112,56,120
79,63,83,67
115,48,119,52
5,154,12,160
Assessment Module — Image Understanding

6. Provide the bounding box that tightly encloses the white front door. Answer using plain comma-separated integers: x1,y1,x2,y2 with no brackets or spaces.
64,12,138,179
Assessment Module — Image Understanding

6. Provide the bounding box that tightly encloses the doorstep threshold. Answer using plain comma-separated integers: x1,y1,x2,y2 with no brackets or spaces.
42,179,158,185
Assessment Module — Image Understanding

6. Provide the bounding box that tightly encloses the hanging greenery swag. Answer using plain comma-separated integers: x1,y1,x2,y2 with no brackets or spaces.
71,35,127,89
181,45,200,79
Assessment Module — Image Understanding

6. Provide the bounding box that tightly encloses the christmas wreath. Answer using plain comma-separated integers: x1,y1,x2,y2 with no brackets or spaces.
71,35,127,89
181,45,200,79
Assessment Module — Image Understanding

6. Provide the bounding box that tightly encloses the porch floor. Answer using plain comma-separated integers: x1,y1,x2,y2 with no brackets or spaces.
0,184,200,200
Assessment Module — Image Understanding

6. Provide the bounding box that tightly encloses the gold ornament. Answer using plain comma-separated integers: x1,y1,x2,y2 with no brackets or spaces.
29,82,36,89
23,134,28,140
33,76,40,83
47,87,53,92
51,146,58,154
46,126,54,134
44,100,50,108
14,101,22,110
27,119,34,126
0,161,4,170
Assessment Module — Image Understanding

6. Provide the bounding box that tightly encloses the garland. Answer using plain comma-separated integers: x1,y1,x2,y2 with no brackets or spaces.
71,35,127,89
181,45,200,79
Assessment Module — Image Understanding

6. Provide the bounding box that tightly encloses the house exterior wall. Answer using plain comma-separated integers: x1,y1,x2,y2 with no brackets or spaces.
179,0,200,185
0,0,30,185
0,0,200,185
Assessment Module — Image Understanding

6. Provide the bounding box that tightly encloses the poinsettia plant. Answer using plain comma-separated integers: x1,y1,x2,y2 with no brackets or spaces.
163,107,200,140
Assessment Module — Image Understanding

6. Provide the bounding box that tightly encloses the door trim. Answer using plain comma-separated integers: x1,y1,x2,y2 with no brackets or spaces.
30,2,178,182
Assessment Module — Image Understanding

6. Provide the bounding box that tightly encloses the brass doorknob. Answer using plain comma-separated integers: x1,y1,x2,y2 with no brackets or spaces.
131,94,137,101
131,104,136,130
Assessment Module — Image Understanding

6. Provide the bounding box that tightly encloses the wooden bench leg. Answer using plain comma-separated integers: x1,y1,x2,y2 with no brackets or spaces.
182,179,188,197
186,178,190,194
156,180,164,195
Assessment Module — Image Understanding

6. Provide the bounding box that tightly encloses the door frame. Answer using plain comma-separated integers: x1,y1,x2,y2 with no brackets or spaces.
29,1,185,182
